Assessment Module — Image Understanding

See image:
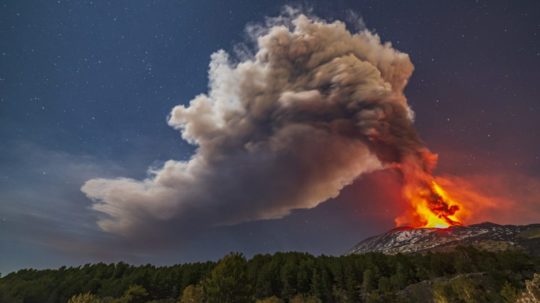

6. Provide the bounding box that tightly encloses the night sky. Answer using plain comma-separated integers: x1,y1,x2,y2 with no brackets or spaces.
1,0,540,274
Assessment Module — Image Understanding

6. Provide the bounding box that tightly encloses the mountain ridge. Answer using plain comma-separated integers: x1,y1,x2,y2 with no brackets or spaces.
348,222,540,255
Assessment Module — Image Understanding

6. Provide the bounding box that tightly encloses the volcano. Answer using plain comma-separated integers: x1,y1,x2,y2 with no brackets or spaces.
348,222,540,256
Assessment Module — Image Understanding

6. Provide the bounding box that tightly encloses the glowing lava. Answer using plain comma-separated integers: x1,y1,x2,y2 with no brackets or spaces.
397,178,466,229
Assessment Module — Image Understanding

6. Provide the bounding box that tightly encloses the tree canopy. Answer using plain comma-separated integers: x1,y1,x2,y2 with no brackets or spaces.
0,247,538,303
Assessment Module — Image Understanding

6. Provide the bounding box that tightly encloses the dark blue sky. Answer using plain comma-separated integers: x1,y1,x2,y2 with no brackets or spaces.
1,0,539,274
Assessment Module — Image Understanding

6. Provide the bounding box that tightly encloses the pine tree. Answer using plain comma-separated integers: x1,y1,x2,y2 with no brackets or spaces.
179,284,204,303
361,268,375,300
115,285,149,303
203,253,251,303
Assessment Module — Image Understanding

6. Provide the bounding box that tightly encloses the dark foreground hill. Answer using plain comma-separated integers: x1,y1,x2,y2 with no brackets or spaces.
348,222,540,256
1,247,539,303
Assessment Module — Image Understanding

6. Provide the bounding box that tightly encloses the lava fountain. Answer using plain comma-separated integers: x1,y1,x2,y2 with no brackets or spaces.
394,153,467,229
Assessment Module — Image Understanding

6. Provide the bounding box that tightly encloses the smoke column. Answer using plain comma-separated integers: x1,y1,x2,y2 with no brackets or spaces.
82,10,441,241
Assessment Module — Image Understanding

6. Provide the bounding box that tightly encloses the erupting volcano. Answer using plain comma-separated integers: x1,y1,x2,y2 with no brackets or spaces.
82,11,497,241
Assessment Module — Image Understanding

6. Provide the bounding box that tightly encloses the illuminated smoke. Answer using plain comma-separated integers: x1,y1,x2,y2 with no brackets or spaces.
82,9,435,240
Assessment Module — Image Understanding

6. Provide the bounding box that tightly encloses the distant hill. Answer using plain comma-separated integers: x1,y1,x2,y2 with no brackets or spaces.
348,222,540,256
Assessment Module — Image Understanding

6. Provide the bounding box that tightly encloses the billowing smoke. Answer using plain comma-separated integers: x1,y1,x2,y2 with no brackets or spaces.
82,11,433,241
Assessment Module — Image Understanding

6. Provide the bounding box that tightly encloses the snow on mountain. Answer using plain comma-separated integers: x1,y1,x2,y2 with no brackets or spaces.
348,222,540,255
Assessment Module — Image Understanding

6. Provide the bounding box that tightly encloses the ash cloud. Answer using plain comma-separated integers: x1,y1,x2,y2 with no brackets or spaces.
82,10,427,242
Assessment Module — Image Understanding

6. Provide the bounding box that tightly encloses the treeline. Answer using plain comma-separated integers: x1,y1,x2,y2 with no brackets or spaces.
0,247,538,303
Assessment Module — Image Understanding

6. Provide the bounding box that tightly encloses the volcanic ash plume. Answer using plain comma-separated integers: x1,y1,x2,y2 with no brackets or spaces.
82,11,462,240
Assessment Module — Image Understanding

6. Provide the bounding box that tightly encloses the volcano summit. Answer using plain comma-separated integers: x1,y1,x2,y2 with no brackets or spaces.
348,222,540,256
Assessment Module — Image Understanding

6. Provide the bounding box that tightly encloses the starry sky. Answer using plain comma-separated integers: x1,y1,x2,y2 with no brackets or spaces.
1,0,540,274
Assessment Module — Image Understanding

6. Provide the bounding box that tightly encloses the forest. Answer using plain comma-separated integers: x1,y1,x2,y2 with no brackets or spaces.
0,247,538,303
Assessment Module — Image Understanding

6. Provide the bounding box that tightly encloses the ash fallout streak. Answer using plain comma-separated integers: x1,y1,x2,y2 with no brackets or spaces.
82,10,464,245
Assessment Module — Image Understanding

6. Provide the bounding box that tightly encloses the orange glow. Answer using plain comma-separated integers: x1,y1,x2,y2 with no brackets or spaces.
392,151,471,229
397,178,466,229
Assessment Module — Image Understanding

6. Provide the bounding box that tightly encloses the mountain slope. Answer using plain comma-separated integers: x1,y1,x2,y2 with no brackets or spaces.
348,222,540,255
